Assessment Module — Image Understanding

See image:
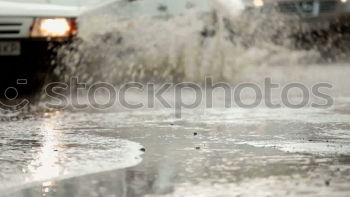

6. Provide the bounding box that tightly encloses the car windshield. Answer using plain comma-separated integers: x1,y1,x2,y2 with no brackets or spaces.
8,0,110,6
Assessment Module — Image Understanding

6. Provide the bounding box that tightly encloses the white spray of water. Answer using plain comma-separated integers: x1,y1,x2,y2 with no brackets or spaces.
55,0,323,84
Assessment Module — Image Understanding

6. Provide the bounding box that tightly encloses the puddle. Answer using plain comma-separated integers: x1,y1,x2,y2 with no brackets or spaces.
0,113,144,193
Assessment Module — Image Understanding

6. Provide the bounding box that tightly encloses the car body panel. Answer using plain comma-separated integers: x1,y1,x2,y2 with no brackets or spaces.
0,17,33,38
0,1,82,17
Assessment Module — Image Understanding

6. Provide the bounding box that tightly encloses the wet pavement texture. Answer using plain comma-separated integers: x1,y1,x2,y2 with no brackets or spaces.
1,106,350,197
2,0,350,196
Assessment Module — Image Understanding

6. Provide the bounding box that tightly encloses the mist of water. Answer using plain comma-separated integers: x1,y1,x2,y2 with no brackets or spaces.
55,0,325,85
3,0,350,116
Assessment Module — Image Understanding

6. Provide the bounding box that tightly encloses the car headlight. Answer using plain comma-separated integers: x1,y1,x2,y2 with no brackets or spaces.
340,0,347,3
253,0,264,7
31,18,77,38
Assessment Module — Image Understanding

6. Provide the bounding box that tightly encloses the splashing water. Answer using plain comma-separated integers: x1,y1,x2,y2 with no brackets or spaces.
0,0,348,117
55,0,323,85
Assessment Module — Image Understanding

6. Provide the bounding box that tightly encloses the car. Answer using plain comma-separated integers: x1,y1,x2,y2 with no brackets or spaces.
244,0,350,31
0,0,113,98
239,0,350,55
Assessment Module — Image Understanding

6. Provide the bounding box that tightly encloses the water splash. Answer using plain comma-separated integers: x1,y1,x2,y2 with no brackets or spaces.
55,0,320,84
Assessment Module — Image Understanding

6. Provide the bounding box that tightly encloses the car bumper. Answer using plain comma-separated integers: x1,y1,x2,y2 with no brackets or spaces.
0,38,68,96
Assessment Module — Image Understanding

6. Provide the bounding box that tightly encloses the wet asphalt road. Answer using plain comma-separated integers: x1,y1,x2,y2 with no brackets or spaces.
2,1,350,195
1,105,350,197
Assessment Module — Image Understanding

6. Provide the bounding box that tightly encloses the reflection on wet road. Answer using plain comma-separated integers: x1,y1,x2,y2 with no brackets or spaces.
0,112,144,194
1,105,350,196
